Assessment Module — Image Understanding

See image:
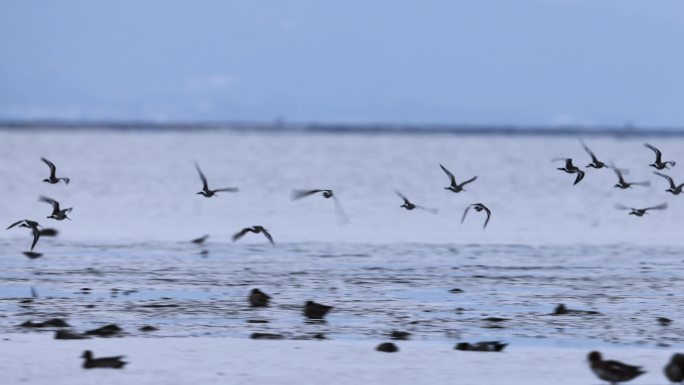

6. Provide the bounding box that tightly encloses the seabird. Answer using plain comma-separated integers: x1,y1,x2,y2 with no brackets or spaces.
39,196,72,220
7,219,41,250
249,288,271,307
653,172,684,195
191,235,209,244
665,353,684,384
461,203,491,229
439,164,477,193
304,300,332,319
615,202,667,217
555,158,585,185
587,351,645,384
232,226,275,246
195,163,238,197
395,190,438,214
581,140,607,169
645,143,676,170
611,165,650,189
41,158,70,184
454,341,507,352
81,350,127,369
291,189,350,225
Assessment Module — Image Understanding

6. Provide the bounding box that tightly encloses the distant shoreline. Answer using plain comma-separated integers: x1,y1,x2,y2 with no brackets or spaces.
1,120,683,137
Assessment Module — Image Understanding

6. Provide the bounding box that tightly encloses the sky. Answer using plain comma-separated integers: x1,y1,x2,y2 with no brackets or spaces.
1,1,683,127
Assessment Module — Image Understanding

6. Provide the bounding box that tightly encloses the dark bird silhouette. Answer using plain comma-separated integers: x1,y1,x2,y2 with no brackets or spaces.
461,203,491,229
232,226,274,246
555,158,585,185
249,288,271,307
191,235,209,244
22,251,43,259
38,228,59,237
41,158,70,184
645,143,676,170
291,189,350,225
455,341,507,352
81,350,127,369
615,203,667,217
395,190,438,214
552,303,600,316
195,163,238,197
439,164,477,193
665,353,684,384
587,351,645,384
653,172,684,195
7,219,41,250
39,196,72,220
611,166,650,189
581,140,607,169
304,300,332,319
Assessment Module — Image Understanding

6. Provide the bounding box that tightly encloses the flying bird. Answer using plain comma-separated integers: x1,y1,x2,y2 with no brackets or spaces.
291,189,350,225
611,165,650,189
7,219,41,250
191,235,209,244
587,351,645,384
461,203,491,229
232,226,275,246
645,143,676,170
195,163,238,197
615,202,667,217
554,158,585,185
580,140,607,169
395,190,438,214
41,158,70,184
81,350,128,369
38,196,72,220
439,164,477,193
653,172,684,195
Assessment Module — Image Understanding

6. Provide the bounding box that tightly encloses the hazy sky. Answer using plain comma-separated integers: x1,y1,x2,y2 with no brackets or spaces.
1,1,683,126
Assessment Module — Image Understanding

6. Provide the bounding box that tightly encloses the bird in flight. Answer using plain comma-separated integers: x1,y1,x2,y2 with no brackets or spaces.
7,219,41,250
554,158,585,185
461,203,491,229
611,165,649,189
645,143,676,170
653,172,684,195
195,163,238,197
439,164,477,193
39,196,72,220
395,190,438,214
580,140,607,169
41,158,70,184
232,226,275,246
191,235,209,244
615,202,667,217
291,189,350,225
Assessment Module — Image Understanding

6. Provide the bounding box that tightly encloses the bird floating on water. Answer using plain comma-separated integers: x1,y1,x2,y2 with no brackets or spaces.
653,172,684,195
291,189,350,225
645,143,676,170
41,158,70,184
395,190,437,214
611,165,649,189
554,158,585,185
232,226,275,246
665,353,684,384
39,196,72,220
81,350,127,369
7,219,41,250
304,300,332,319
615,203,667,217
195,163,238,197
249,288,271,307
455,341,507,352
439,164,477,193
461,203,491,229
581,140,607,169
587,351,645,384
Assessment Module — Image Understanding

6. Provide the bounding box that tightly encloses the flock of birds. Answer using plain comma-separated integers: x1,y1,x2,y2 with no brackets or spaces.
5,143,684,384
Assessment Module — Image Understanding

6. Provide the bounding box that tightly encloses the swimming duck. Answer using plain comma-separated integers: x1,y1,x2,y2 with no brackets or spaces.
440,164,477,193
587,351,644,384
232,226,275,246
454,341,507,352
304,300,332,319
195,163,238,197
249,288,271,307
81,350,127,369
41,158,70,184
461,203,491,229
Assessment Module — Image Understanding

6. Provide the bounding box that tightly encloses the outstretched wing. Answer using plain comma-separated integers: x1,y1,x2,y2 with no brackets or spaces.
291,189,322,200
653,171,675,188
614,204,630,211
262,230,275,246
461,205,473,224
394,190,410,205
611,165,626,183
439,164,456,185
481,205,491,229
574,170,585,185
332,196,351,226
231,228,251,242
195,163,209,190
39,196,59,211
647,202,668,211
30,227,40,250
644,143,662,163
214,187,239,193
416,205,438,214
460,176,478,187
7,220,26,229
41,157,56,178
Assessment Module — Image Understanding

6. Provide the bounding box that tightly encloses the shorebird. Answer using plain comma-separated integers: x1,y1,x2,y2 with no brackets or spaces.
38,196,72,220
461,203,491,229
653,172,684,195
395,190,438,214
439,164,477,193
555,158,585,185
645,143,676,170
249,288,271,307
81,350,127,369
581,140,607,169
665,353,684,384
232,226,274,246
454,341,507,352
191,235,209,244
195,163,238,197
41,158,70,184
615,203,667,217
7,219,41,250
612,166,649,189
291,189,350,225
304,300,332,319
587,351,645,384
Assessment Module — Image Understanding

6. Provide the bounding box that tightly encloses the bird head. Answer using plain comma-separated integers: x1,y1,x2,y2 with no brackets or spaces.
81,350,93,359
587,351,602,363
